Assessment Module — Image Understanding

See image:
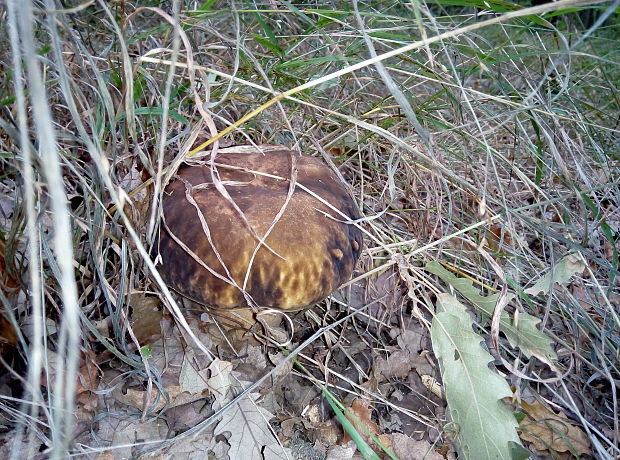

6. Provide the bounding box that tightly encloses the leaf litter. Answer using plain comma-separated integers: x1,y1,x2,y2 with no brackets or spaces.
68,270,451,460
76,245,599,459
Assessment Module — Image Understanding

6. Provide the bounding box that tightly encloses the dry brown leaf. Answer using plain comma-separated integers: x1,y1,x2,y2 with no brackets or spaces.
114,321,219,412
93,451,117,460
0,239,19,296
305,403,321,424
397,328,425,354
519,400,591,456
42,348,101,410
374,349,413,381
482,223,514,253
128,293,163,344
119,162,152,231
569,283,595,313
267,350,294,382
204,357,232,405
179,349,210,394
343,398,375,444
387,432,444,460
420,375,443,400
150,317,212,386
76,349,100,393
343,398,391,453
316,420,342,447
333,266,403,320
96,416,168,459
213,395,290,459
604,239,615,261
0,238,19,354
327,440,363,460
0,311,17,351
160,435,227,460
115,384,206,412
165,399,209,432
115,358,231,411
410,350,435,377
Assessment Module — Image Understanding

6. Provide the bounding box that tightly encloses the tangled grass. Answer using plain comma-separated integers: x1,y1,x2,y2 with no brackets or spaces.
0,0,618,458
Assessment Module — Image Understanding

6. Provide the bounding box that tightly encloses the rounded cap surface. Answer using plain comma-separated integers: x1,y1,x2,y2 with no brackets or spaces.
158,147,362,311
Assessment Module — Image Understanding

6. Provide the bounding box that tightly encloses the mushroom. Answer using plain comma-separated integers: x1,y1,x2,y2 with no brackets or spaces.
158,145,362,326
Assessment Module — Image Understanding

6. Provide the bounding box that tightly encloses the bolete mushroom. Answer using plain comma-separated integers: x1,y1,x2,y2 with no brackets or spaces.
158,145,362,327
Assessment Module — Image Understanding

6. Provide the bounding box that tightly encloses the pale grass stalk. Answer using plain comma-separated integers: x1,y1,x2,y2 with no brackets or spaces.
48,0,216,363
8,1,81,458
6,3,47,456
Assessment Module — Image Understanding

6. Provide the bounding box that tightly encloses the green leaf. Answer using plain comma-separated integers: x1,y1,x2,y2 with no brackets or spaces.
133,71,147,102
116,107,189,124
423,0,520,12
306,9,349,20
273,55,348,70
196,0,218,11
251,34,284,57
278,0,315,27
431,293,525,460
0,94,17,107
426,262,557,369
37,44,52,56
139,344,152,359
252,12,284,57
524,253,586,296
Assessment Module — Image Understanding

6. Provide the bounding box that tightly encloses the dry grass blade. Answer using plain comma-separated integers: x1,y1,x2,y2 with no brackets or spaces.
0,0,617,458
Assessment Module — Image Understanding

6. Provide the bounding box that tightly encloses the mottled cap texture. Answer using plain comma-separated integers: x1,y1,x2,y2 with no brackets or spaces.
158,146,363,311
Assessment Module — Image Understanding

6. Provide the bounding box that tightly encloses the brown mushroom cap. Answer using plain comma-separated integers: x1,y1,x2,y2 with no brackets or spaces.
158,146,362,312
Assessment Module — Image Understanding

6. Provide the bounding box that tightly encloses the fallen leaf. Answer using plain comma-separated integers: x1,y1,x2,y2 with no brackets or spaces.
214,395,291,460
326,440,359,460
482,223,514,253
96,416,168,459
343,398,391,454
115,320,216,411
525,253,586,296
0,310,17,351
410,350,435,377
316,420,342,447
115,384,207,412
160,435,228,459
396,328,425,354
420,375,443,400
305,403,321,424
93,451,116,460
373,349,413,381
128,293,162,344
519,400,591,456
387,433,444,460
165,400,210,432
179,349,210,394
205,358,232,405
0,239,19,297
426,261,558,370
343,398,375,444
0,238,19,355
267,351,294,382
43,349,100,399
386,389,442,438
431,292,527,459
